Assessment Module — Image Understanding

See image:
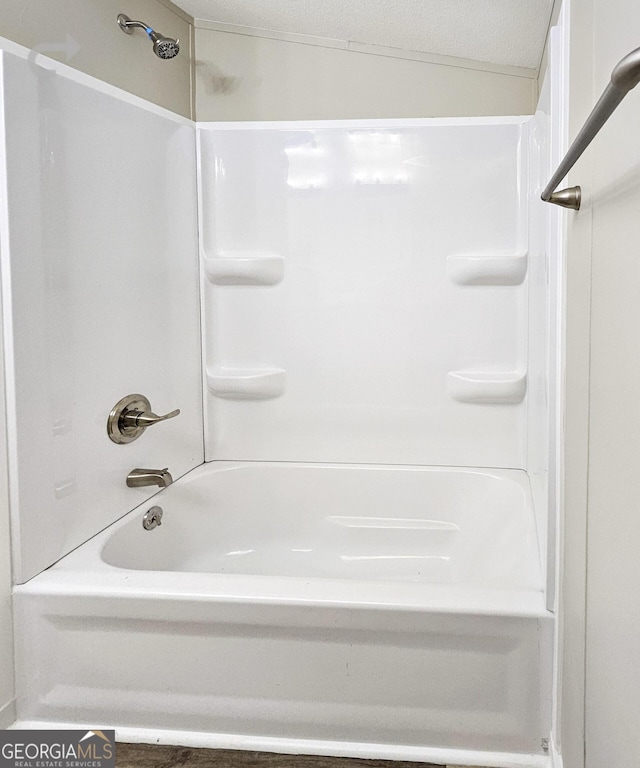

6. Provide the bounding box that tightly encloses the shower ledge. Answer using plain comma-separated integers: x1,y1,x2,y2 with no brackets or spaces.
204,254,284,286
207,368,286,400
447,371,527,405
446,252,527,286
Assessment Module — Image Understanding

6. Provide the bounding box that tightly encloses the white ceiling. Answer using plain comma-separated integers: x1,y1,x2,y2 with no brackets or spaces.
173,0,555,70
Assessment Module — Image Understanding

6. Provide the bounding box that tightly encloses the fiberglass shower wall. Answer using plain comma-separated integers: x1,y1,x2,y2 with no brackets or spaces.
198,119,534,469
0,48,203,584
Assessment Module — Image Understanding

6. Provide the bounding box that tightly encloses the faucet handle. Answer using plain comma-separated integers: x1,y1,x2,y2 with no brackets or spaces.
107,394,180,444
124,408,180,428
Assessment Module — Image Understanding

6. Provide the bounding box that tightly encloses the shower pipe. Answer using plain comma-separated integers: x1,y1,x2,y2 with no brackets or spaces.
542,45,640,210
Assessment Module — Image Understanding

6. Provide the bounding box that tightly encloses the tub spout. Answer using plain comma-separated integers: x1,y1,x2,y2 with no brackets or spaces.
126,468,173,488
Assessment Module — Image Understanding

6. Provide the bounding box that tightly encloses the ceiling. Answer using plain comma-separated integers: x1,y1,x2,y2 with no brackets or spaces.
172,0,555,70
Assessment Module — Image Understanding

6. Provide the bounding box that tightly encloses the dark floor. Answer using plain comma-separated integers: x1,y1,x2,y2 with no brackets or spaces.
115,744,450,768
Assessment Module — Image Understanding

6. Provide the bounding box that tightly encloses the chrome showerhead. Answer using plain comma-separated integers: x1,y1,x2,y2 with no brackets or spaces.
148,30,180,60
117,14,180,59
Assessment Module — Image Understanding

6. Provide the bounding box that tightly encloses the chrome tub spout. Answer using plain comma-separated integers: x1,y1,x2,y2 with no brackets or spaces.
126,468,173,488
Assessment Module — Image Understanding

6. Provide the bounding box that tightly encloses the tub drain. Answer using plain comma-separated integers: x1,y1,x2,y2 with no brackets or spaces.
142,506,163,530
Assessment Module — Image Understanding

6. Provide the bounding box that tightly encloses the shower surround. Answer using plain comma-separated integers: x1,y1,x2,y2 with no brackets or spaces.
0,28,561,768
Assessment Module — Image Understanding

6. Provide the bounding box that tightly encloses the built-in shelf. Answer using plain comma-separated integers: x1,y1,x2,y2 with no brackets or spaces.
204,254,284,286
207,368,286,400
446,252,527,286
447,371,527,405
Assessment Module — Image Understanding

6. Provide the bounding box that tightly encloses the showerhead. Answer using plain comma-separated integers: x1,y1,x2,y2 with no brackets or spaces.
117,14,180,59
148,30,180,59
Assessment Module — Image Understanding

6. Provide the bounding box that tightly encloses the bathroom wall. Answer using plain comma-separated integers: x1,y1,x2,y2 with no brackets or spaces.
0,44,203,584
564,0,640,765
0,0,193,723
528,13,571,768
542,0,640,765
537,0,563,98
194,26,537,121
0,243,14,726
199,118,530,468
540,2,594,768
0,0,193,118
526,69,552,599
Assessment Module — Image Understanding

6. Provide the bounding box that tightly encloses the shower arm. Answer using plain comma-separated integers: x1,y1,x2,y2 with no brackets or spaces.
117,16,153,36
541,45,640,211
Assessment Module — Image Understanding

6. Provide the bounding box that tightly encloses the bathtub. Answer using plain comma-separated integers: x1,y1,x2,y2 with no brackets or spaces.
14,462,552,768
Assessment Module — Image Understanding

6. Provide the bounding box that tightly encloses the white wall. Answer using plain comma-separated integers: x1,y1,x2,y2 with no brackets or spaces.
0,191,14,727
539,4,593,767
573,0,640,765
195,27,537,121
0,0,194,731
527,67,553,602
199,120,530,468
0,0,194,118
537,0,563,98
559,0,640,766
1,47,203,584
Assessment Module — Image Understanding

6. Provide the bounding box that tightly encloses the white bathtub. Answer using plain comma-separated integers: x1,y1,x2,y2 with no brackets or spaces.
14,462,552,768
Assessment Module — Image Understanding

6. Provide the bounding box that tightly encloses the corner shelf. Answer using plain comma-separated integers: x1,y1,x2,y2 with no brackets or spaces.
446,252,527,286
447,371,526,405
207,368,286,400
204,254,284,286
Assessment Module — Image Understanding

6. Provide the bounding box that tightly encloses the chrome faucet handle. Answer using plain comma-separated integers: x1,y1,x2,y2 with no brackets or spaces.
122,407,180,429
107,394,180,444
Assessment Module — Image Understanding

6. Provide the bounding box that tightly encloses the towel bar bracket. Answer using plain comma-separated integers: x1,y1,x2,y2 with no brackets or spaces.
547,186,582,211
